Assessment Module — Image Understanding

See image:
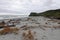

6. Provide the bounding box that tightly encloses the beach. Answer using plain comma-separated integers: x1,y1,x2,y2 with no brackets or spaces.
0,16,60,40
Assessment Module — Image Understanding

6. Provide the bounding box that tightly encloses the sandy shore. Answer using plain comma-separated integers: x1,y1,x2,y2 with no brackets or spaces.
0,16,60,40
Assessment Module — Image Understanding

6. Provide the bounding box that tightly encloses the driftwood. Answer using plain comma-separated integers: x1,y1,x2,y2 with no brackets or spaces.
0,27,19,35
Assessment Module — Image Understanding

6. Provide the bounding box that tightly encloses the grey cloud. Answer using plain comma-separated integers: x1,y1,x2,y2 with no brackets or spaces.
0,8,22,14
0,0,60,15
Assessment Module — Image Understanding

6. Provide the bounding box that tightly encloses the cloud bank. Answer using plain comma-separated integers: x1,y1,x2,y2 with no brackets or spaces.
0,0,60,15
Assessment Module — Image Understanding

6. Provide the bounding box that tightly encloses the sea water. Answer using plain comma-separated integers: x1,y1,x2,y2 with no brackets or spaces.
0,15,28,20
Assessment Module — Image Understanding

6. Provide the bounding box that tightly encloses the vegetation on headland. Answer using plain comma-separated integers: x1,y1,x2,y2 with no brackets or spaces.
29,9,60,19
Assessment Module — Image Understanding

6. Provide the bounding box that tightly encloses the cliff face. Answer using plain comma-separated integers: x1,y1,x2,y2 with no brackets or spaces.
29,9,60,19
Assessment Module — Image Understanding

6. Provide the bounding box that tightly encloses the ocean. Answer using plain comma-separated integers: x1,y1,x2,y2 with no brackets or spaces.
0,15,28,19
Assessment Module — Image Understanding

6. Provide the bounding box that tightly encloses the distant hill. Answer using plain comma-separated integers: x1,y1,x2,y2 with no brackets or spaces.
29,9,60,19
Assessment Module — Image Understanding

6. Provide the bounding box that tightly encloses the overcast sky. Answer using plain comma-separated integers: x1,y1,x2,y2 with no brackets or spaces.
0,0,60,15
